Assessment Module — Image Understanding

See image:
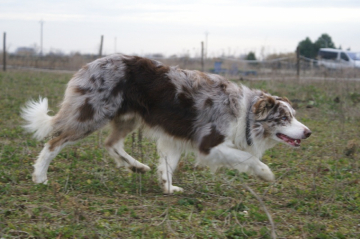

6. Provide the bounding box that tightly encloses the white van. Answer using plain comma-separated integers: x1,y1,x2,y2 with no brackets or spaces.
317,48,360,69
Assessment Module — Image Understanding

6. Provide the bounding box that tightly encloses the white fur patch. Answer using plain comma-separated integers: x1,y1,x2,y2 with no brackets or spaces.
21,97,53,140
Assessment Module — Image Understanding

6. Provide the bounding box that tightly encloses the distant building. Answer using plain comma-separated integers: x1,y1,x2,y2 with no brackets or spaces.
15,47,36,56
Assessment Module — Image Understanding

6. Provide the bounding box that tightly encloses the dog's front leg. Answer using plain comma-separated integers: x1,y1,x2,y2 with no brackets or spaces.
201,143,275,182
157,138,183,194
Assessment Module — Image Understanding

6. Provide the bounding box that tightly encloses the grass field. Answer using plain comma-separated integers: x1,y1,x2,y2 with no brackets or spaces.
0,70,360,238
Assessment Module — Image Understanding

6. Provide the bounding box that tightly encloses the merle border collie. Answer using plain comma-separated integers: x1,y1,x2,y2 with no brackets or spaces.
21,54,311,194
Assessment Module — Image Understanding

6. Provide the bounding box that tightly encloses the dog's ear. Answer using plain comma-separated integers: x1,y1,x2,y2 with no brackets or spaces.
253,95,275,119
276,96,292,106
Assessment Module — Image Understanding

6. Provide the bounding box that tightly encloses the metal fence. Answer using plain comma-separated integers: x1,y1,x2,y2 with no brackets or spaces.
1,53,360,80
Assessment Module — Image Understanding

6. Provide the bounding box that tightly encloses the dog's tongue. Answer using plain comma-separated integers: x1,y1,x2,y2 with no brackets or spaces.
277,133,301,147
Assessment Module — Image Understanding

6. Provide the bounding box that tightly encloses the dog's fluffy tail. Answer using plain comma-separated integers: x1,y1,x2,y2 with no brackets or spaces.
21,97,54,140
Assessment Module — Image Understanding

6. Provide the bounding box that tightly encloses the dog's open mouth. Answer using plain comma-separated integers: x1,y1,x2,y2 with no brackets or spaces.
276,133,301,147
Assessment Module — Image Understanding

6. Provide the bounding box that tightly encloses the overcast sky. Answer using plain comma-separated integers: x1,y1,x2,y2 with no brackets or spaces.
1,0,360,57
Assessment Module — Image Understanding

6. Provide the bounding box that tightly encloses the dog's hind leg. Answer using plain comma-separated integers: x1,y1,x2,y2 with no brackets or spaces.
105,117,151,173
33,142,65,184
32,131,91,184
157,138,183,194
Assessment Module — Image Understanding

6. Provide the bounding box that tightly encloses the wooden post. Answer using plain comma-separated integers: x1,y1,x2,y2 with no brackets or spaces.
201,41,204,72
131,132,135,155
2,32,5,71
138,129,143,160
296,46,300,78
99,35,104,57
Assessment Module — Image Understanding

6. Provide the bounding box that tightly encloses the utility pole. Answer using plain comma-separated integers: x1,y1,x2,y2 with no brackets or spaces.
39,19,44,56
204,31,209,59
3,32,6,71
99,35,104,57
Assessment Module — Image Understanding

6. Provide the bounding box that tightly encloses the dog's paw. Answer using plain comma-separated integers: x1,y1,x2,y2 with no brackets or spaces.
128,164,151,174
163,185,184,194
32,173,48,184
253,163,275,182
141,164,151,172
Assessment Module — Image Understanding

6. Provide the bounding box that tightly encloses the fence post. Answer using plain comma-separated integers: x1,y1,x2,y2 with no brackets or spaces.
3,32,6,71
99,35,104,57
138,129,143,160
296,46,300,78
201,41,204,72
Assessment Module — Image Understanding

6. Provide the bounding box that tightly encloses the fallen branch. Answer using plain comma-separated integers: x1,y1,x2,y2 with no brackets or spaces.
242,183,276,239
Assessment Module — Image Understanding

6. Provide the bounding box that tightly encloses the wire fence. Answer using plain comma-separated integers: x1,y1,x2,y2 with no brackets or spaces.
1,53,360,80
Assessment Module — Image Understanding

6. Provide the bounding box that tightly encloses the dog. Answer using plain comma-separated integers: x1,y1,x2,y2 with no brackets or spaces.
21,54,311,194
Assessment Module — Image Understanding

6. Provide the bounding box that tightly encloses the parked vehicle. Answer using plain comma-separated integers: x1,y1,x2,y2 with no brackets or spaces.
317,48,360,69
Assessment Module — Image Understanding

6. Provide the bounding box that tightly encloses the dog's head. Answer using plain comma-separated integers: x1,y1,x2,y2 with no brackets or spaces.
251,93,311,147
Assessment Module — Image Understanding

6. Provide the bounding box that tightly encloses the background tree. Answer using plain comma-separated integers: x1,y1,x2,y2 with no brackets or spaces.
245,51,257,66
297,33,336,59
314,33,336,49
246,51,257,61
298,37,317,58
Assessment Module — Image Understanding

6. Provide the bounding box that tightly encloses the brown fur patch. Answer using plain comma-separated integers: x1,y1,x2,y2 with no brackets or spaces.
277,97,292,105
198,71,212,84
220,83,227,90
77,98,95,122
48,129,92,151
74,86,90,95
204,98,214,107
89,75,97,84
262,124,272,138
105,118,137,147
281,97,292,105
48,136,67,151
199,125,225,154
48,132,78,151
253,95,275,119
178,86,195,108
116,56,197,140
105,133,121,148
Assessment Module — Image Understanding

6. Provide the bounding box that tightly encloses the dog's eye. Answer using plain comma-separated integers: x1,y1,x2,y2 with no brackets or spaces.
281,116,288,121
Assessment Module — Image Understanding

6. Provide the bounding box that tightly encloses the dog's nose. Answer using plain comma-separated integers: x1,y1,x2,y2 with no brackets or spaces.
304,128,312,138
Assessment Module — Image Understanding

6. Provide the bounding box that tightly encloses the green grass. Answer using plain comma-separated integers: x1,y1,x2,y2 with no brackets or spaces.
0,70,360,238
